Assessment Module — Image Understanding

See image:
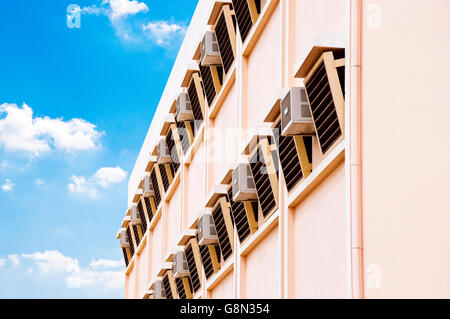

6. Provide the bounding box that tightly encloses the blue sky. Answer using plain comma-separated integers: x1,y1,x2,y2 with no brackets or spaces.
0,0,197,298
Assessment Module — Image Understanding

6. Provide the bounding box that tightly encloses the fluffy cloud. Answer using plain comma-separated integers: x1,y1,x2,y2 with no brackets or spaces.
8,254,20,266
141,21,186,46
22,251,79,273
80,0,149,22
0,258,5,267
68,166,127,199
104,0,149,21
1,179,14,192
0,103,103,156
18,250,123,289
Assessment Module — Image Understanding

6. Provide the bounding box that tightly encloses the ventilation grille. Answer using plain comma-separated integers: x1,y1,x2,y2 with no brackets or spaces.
132,225,140,247
163,274,173,299
199,245,216,280
232,0,253,42
143,196,154,223
126,227,135,256
136,199,148,234
176,121,190,154
122,248,129,267
227,187,256,243
200,65,217,106
158,164,170,192
250,147,276,218
175,278,186,299
273,121,302,191
166,129,180,173
188,78,203,126
216,9,234,74
150,169,161,208
212,201,233,261
305,61,342,154
185,243,201,293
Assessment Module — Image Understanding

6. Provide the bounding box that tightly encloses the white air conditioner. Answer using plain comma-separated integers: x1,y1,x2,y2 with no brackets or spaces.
154,279,167,299
232,163,257,202
172,251,190,279
197,213,219,246
130,206,141,226
281,87,315,136
201,31,221,66
143,175,154,197
157,139,172,164
119,229,130,248
176,92,194,122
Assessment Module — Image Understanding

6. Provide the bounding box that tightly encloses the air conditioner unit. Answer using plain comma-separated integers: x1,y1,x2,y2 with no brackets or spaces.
154,280,167,299
232,163,257,202
281,87,315,136
130,206,141,226
119,229,130,248
201,31,221,66
197,213,219,246
157,139,172,164
176,92,194,122
172,251,190,279
143,175,154,197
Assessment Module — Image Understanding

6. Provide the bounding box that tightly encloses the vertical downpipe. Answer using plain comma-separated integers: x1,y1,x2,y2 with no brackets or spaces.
349,0,364,299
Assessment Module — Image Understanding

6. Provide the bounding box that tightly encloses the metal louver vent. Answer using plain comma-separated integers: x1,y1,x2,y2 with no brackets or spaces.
132,225,140,247
211,201,233,261
136,199,148,234
126,227,135,256
199,245,219,280
250,146,276,218
162,274,173,299
166,130,180,173
200,65,217,106
150,169,161,208
176,121,191,154
122,248,129,267
185,243,201,293
215,8,235,74
158,164,171,192
273,120,302,191
143,197,154,223
227,187,257,243
188,78,203,127
175,278,186,299
232,0,253,42
305,58,342,154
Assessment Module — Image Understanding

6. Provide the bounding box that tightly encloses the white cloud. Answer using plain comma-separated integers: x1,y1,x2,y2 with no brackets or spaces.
80,0,148,21
22,251,79,273
104,0,149,21
141,21,186,46
0,160,12,171
0,103,103,156
8,254,20,266
68,175,99,199
94,166,127,188
1,179,14,192
35,178,44,185
20,250,123,290
68,166,127,199
0,258,5,267
89,258,124,269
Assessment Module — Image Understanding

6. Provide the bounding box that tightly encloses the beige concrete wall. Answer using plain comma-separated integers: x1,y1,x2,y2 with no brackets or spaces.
124,0,349,299
361,0,450,298
210,271,234,299
293,161,347,298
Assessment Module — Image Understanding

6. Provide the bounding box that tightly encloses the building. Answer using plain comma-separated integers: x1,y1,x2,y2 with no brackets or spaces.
117,0,450,299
